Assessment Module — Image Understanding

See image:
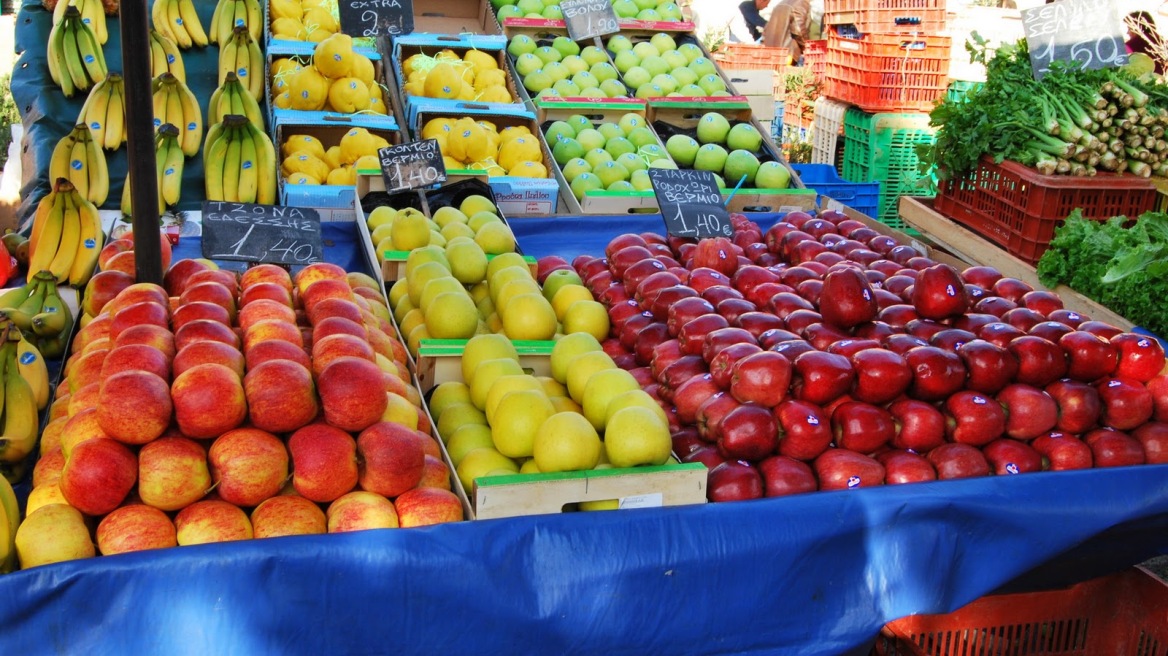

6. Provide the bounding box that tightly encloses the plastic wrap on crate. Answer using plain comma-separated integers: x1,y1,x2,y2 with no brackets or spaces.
841,107,936,229
935,156,1158,265
267,42,398,132
792,163,880,218
824,30,951,113
392,34,518,116
810,97,849,167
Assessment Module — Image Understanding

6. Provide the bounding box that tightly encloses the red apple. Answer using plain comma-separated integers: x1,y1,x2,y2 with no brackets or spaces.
790,351,854,405
996,383,1059,440
832,401,895,454
171,363,248,439
992,277,1033,303
672,374,723,425
729,351,792,407
1133,422,1168,464
945,390,1007,446
775,399,832,460
887,399,946,452
696,393,740,442
356,422,427,498
1003,307,1046,333
701,327,757,364
718,403,778,461
1045,379,1102,434
876,450,937,484
678,314,730,356
814,449,885,490
1096,377,1154,430
982,438,1044,474
849,348,911,404
709,342,762,389
1059,330,1119,382
958,339,1019,394
735,312,786,340
318,357,389,432
1110,332,1166,382
758,455,817,496
905,346,967,401
288,422,359,502
819,267,877,329
1032,431,1093,470
927,443,990,480
1029,321,1075,344
1150,375,1168,421
912,263,967,320
1077,320,1124,340
683,444,727,469
632,322,670,366
60,437,138,516
979,322,1025,348
1084,428,1146,467
961,265,1003,288
1008,335,1068,387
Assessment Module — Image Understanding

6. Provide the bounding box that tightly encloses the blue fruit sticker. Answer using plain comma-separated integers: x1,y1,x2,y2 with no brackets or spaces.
167,54,176,64
1006,463,1020,475
153,118,161,127
84,238,96,248
334,54,342,62
176,17,184,24
235,18,244,26
19,352,35,366
165,167,175,176
71,160,83,170
242,161,253,169
83,17,90,23
188,122,197,131
847,476,861,488
238,68,248,77
90,121,101,130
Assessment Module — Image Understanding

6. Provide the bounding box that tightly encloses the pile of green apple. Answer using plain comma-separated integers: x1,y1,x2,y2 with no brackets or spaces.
662,112,791,188
606,33,730,99
545,112,677,200
508,35,628,100
491,0,684,22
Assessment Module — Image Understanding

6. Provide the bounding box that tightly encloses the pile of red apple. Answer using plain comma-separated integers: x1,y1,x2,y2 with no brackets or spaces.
27,257,462,562
549,211,1168,502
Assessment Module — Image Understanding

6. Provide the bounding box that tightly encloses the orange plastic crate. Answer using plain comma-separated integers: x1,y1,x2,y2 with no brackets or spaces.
824,31,950,113
875,567,1168,656
803,39,827,82
711,43,791,73
824,0,946,34
935,155,1157,265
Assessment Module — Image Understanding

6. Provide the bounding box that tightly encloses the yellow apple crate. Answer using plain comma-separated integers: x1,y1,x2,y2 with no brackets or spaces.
415,338,553,394
392,34,522,115
275,118,403,209
471,463,708,519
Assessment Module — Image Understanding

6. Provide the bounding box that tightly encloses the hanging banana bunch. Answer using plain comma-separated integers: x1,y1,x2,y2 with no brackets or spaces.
210,0,262,45
48,124,109,206
121,124,184,216
204,114,277,204
47,5,107,97
53,0,108,45
77,73,126,151
219,24,264,100
208,71,264,133
152,0,209,49
150,72,203,157
148,28,186,82
26,179,104,287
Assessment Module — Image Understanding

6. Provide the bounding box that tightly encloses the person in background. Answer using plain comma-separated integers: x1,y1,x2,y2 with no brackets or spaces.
762,0,812,61
738,0,772,42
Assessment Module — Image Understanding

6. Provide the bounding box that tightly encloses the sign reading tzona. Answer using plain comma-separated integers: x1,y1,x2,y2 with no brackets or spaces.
1020,0,1127,80
560,0,620,41
201,202,323,265
338,0,415,38
378,139,447,193
648,168,732,239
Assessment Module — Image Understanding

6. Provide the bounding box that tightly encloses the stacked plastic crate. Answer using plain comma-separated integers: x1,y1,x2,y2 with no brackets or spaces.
818,0,949,226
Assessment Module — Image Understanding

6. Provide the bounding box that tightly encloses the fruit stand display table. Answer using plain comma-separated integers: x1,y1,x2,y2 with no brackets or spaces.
0,217,1166,656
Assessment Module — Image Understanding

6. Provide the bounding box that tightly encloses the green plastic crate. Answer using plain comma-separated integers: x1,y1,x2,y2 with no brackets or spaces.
841,108,937,230
945,80,983,104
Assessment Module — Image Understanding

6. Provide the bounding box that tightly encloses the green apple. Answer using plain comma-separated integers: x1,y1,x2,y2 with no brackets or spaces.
562,157,592,182
590,62,619,83
571,71,599,89
635,83,665,99
665,134,699,167
490,0,515,9
496,5,522,19
657,2,683,20
540,0,559,7
515,53,543,77
650,33,677,53
678,43,704,63
616,152,647,173
696,112,732,144
608,35,634,52
696,73,726,95
618,113,645,135
597,122,625,141
599,78,628,97
535,46,563,64
508,35,537,57
627,126,658,149
523,69,554,93
575,128,606,152
552,36,580,58
546,120,576,143
648,158,677,169
552,79,582,96
542,5,562,18
581,46,609,66
623,66,651,90
630,169,652,190
641,56,669,78
726,123,763,152
607,180,635,191
662,51,688,70
651,74,678,94
542,269,584,302
566,114,593,134
694,143,728,172
612,0,639,17
552,137,585,165
669,66,698,87
636,9,661,20
632,42,659,60
754,161,791,189
570,172,603,200
677,83,705,96
535,88,561,99
613,50,640,74
723,149,761,186
689,57,716,77
578,87,606,98
562,55,588,75
714,173,726,188
594,161,630,187
516,0,543,14
605,136,636,158
638,143,669,163
633,0,656,10
584,148,614,169
543,61,569,83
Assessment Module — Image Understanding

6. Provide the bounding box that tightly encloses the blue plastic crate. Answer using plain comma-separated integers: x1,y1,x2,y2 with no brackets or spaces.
791,163,881,218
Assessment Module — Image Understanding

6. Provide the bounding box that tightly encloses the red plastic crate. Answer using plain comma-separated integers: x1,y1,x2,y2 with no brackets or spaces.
875,567,1168,656
935,155,1157,265
802,40,827,82
824,0,946,34
825,31,950,113
711,43,791,73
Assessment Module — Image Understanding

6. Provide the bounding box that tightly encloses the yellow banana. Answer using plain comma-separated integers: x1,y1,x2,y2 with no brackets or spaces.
202,118,226,160
222,123,242,201
174,75,202,157
0,282,36,312
47,14,74,96
77,76,110,147
0,471,18,573
27,187,67,283
238,123,258,202
149,27,169,79
15,330,50,410
82,0,108,44
218,26,239,87
49,189,81,284
176,0,208,47
0,342,42,464
245,120,277,205
103,74,126,151
155,29,186,81
81,123,108,205
204,121,232,201
243,0,262,42
246,30,264,100
68,132,90,201
120,171,132,216
61,12,89,96
159,124,184,206
152,75,169,130
165,83,184,134
69,192,103,287
72,8,107,86
48,129,77,185
209,0,227,44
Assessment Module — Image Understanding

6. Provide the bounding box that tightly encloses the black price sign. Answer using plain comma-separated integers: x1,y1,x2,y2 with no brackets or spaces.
1021,0,1127,80
561,0,619,41
339,0,415,38
379,139,447,193
648,168,732,239
201,202,323,265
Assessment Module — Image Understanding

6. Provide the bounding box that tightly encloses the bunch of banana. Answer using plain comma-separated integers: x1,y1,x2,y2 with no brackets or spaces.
152,0,208,49
0,323,45,470
204,114,277,204
210,0,262,45
208,71,264,132
148,28,186,82
0,279,59,406
47,5,107,98
48,124,108,206
150,72,203,157
77,73,126,151
0,472,17,570
219,25,264,100
26,180,104,287
52,0,107,44
121,124,182,215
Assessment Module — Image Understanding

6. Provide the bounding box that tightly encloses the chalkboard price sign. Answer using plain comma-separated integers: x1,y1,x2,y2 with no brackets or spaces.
1021,0,1127,80
201,202,324,266
648,168,732,240
560,0,620,41
339,0,415,38
379,139,447,193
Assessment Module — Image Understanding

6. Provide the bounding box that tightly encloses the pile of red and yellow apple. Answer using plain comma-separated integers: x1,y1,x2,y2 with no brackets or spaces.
14,254,463,570
553,211,1168,502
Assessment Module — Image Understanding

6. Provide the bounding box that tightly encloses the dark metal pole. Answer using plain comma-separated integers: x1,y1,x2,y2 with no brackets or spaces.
119,0,163,285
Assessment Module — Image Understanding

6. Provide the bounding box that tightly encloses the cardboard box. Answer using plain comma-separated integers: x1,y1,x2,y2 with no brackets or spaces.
274,116,402,210
392,34,521,122
265,42,401,134
414,0,502,35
